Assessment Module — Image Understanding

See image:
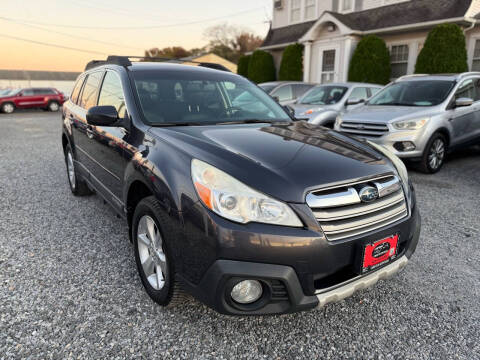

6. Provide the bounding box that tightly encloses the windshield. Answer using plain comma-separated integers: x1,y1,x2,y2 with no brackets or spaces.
132,70,290,125
0,89,18,96
258,83,278,93
299,86,348,105
368,80,455,106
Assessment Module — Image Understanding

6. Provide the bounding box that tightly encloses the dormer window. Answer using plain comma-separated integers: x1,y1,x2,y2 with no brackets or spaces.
290,0,317,23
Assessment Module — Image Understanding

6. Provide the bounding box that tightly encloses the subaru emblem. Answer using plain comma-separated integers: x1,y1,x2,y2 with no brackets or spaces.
359,186,379,203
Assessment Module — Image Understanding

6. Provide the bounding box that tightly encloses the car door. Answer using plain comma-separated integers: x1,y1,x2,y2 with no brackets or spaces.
16,88,38,108
449,78,477,146
87,70,129,201
71,71,104,178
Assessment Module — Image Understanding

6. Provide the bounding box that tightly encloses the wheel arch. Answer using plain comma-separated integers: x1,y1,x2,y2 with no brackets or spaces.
434,127,451,147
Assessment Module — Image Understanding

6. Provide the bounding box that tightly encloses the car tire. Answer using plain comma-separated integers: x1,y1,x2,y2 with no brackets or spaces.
419,133,447,174
48,101,60,112
132,196,184,307
64,144,92,196
1,102,15,114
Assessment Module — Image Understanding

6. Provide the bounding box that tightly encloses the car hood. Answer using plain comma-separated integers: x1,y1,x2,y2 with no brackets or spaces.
149,121,393,203
343,105,435,123
291,103,337,118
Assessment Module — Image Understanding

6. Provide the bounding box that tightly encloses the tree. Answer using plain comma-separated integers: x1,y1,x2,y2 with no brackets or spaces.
144,46,192,59
237,55,251,77
248,50,276,83
279,43,304,81
204,23,263,63
415,24,468,74
348,35,391,85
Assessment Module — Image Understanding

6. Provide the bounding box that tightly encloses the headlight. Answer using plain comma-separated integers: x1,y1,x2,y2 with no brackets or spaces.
335,115,342,128
392,117,429,130
191,159,303,227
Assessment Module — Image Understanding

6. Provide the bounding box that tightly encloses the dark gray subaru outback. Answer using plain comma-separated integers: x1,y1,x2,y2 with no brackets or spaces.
62,56,420,315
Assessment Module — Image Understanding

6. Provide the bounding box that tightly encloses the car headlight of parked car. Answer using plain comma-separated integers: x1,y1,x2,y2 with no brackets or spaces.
191,159,303,227
392,117,429,130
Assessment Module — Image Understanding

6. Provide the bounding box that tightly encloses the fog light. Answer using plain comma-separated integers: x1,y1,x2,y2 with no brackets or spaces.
393,141,416,152
230,280,263,304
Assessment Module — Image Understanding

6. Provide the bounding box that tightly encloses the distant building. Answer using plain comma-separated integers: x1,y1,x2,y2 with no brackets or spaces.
182,53,238,73
0,70,80,94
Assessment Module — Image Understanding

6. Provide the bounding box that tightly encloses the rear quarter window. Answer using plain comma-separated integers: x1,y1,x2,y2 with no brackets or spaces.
78,72,103,109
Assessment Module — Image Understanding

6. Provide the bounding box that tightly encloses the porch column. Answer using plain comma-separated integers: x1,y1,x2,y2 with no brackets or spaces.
303,41,313,82
343,37,353,82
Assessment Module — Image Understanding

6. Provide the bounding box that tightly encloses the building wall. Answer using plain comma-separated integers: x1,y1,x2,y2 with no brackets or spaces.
0,80,76,95
272,0,333,29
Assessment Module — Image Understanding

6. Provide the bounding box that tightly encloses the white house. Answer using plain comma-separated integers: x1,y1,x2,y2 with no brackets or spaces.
260,0,480,83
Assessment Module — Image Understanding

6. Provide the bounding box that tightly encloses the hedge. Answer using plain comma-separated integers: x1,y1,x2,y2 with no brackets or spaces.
415,24,468,74
279,43,304,81
237,55,251,77
247,50,276,83
348,35,391,85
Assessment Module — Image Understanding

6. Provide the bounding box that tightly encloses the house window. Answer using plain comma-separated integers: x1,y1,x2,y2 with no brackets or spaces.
342,0,354,12
390,44,409,78
291,0,301,22
305,0,316,19
321,50,336,83
472,40,480,71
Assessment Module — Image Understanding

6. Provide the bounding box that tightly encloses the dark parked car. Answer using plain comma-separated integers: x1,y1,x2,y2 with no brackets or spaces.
0,87,65,113
62,56,420,315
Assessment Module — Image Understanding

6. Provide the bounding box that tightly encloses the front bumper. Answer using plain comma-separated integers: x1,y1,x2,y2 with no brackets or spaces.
181,203,421,315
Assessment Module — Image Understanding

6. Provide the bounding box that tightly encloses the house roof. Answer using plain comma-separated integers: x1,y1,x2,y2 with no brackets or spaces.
261,0,473,48
0,70,80,81
261,21,316,48
328,0,472,31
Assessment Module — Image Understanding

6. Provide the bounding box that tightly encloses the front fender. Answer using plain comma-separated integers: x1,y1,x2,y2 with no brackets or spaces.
308,110,339,126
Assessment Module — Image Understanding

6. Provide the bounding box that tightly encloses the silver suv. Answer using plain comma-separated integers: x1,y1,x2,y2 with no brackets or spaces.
335,73,480,173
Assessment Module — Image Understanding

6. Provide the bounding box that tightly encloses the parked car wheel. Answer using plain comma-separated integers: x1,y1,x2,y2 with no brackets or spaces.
64,145,92,195
132,196,184,307
1,102,15,114
419,133,447,174
48,101,60,112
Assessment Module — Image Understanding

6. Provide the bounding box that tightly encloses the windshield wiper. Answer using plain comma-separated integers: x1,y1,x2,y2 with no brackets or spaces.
371,102,416,106
153,122,206,127
215,119,289,125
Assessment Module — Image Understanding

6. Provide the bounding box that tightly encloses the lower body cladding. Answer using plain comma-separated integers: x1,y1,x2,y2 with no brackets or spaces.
181,199,421,315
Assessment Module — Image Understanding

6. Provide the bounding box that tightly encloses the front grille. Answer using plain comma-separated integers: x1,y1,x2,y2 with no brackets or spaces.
340,121,389,137
306,175,408,241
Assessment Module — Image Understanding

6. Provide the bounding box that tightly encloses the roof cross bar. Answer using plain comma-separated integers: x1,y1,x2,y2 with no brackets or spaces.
84,55,231,72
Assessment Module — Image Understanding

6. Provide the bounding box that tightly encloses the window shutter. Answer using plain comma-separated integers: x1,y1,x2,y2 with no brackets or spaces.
332,0,339,12
354,0,363,11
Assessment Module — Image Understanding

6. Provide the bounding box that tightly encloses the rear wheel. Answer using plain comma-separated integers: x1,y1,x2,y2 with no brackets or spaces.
48,101,60,112
419,133,447,174
1,102,15,114
132,196,184,307
64,145,92,195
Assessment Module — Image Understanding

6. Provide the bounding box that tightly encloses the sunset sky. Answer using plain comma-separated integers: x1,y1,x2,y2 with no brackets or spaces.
0,0,272,72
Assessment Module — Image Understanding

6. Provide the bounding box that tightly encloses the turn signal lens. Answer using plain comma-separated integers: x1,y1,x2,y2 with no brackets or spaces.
191,159,302,227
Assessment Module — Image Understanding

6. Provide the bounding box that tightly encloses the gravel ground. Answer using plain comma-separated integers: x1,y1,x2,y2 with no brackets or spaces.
0,111,479,359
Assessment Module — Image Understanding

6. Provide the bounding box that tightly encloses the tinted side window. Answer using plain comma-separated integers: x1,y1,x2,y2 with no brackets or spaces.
370,87,382,97
455,79,476,101
22,89,34,96
293,84,312,98
79,72,103,109
71,77,85,104
34,88,55,95
271,85,293,102
349,87,369,100
98,72,126,118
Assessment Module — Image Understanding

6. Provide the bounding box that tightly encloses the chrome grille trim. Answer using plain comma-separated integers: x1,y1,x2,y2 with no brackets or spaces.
340,121,389,137
307,175,408,241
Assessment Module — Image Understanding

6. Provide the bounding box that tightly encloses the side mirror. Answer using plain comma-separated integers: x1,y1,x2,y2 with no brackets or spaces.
273,96,280,103
455,97,473,108
282,105,295,117
17,93,23,97
86,105,118,126
346,98,365,106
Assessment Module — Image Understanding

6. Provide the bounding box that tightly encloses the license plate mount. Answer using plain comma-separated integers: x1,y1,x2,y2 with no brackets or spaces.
361,234,399,274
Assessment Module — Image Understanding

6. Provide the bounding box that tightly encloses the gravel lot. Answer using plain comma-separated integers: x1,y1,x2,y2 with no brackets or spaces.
0,111,479,359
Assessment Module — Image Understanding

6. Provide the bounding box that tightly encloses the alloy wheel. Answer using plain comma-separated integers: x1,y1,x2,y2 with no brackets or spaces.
3,103,14,113
428,138,445,170
137,215,167,290
49,102,59,111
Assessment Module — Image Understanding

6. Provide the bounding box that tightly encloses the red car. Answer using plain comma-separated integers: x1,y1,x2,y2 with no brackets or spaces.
0,87,66,114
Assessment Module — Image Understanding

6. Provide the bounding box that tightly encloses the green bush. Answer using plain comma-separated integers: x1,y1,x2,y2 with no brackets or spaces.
237,55,251,77
279,43,304,81
248,50,276,83
348,35,391,85
415,24,468,74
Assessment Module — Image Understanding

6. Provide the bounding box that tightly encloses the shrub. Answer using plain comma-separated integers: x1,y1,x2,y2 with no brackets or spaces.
415,24,468,74
248,50,276,83
279,43,304,81
348,35,391,85
237,55,251,77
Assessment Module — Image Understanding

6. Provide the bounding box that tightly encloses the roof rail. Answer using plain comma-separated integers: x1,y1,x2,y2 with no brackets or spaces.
458,71,480,79
84,55,232,72
396,74,429,81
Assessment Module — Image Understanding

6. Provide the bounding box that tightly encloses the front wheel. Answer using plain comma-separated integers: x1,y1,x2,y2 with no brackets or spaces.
419,133,447,174
64,145,92,195
1,102,15,114
132,196,184,307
